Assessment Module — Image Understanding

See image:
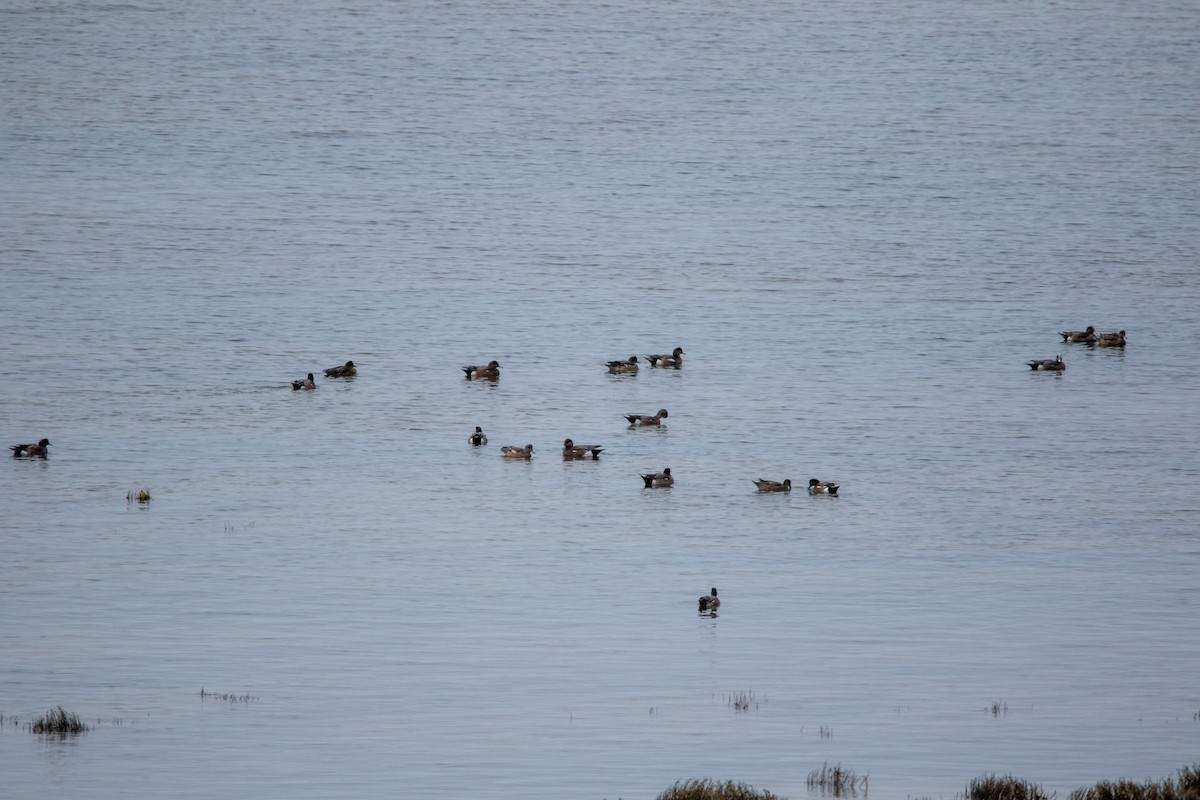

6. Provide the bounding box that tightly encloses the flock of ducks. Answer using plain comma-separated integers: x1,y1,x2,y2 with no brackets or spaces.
1028,326,1127,371
453,348,840,497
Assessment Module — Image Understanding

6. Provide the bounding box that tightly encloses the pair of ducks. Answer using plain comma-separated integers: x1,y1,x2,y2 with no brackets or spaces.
1059,326,1127,347
291,360,356,389
753,478,840,495
11,438,51,458
605,347,684,373
499,439,605,460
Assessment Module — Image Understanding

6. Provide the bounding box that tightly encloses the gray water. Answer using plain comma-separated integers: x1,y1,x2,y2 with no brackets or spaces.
2,0,1198,797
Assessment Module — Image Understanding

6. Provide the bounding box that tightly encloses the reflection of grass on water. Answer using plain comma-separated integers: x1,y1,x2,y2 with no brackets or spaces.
30,707,89,736
657,778,782,800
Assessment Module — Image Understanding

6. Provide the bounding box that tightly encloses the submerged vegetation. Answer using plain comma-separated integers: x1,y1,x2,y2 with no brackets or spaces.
30,707,89,736
807,762,868,796
657,778,782,800
199,688,259,703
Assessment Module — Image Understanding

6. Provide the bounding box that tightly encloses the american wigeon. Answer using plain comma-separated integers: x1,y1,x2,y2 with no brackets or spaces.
698,587,720,613
1027,355,1066,371
606,356,639,373
625,409,668,426
1097,330,1126,347
646,347,684,368
323,360,357,378
468,426,488,446
291,373,316,390
562,438,604,459
753,478,791,493
10,438,51,458
641,467,674,488
463,360,501,380
1060,326,1097,344
501,444,533,459
808,478,839,496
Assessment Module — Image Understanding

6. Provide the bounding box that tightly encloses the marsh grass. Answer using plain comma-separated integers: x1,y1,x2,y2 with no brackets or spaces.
657,778,782,800
1067,763,1200,800
126,488,152,505
199,688,259,703
30,707,89,736
989,701,1009,716
965,774,1052,800
807,762,868,796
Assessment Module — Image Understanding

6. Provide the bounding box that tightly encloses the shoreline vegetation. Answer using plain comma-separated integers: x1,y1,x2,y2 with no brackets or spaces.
653,764,1199,800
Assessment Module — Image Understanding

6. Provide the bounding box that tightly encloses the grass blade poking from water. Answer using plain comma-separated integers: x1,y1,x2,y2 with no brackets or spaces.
656,778,783,800
807,762,869,796
30,707,89,736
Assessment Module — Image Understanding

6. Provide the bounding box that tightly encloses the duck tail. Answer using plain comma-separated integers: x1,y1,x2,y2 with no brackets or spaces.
291,381,302,390
624,415,638,425
462,367,474,377
828,484,840,496
641,474,654,488
1027,361,1040,370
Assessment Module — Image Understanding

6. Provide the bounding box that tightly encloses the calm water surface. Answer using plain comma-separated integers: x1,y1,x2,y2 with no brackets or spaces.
2,0,1198,797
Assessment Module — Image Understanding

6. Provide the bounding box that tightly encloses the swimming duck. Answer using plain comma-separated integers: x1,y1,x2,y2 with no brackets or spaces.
562,438,604,459
641,467,674,488
698,587,720,613
808,478,839,496
323,360,357,378
291,373,316,390
1027,355,1066,371
646,347,684,368
753,478,792,493
624,409,668,426
1060,326,1097,344
463,360,501,380
11,438,51,458
606,356,639,374
501,444,533,459
468,426,488,446
1097,330,1126,347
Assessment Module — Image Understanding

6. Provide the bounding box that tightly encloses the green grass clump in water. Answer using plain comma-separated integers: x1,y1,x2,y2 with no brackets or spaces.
807,762,869,796
965,775,1051,800
31,707,88,736
126,488,152,504
657,778,782,800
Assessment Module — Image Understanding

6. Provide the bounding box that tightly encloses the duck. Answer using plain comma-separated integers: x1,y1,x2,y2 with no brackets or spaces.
646,347,684,368
10,438,51,458
1060,326,1097,344
753,478,792,493
624,408,668,426
808,478,839,496
698,587,720,613
463,360,501,380
606,356,639,374
323,360,357,378
562,438,604,459
468,426,488,446
501,444,533,459
641,467,674,488
291,373,316,390
1027,355,1066,371
1097,330,1126,347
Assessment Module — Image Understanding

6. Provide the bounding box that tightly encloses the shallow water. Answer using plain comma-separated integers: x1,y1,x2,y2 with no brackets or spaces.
2,0,1198,797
